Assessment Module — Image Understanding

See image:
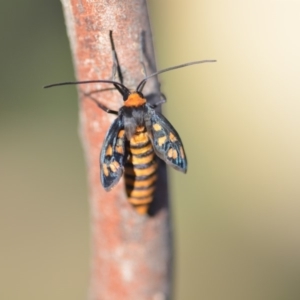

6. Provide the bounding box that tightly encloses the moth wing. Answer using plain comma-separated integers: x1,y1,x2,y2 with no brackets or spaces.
100,117,126,190
146,109,187,173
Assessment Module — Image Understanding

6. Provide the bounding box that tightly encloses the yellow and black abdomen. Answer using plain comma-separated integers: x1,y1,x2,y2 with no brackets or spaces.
124,126,157,214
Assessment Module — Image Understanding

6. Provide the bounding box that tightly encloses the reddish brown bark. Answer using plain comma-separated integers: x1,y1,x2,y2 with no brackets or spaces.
59,1,171,299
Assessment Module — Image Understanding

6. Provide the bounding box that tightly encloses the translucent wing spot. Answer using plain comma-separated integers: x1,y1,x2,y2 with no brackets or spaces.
172,149,178,159
180,146,185,159
115,137,124,154
106,144,113,156
153,123,162,131
118,129,125,138
169,132,177,142
157,135,167,146
167,148,178,160
116,138,123,145
103,163,109,176
115,144,124,154
109,161,120,173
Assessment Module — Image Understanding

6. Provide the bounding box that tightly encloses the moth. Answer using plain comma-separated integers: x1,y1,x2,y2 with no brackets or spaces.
45,52,215,214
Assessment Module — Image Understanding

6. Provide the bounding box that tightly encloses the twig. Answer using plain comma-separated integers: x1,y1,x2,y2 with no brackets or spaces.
59,1,172,299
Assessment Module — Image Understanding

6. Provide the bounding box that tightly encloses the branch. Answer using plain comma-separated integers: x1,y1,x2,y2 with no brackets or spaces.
59,1,172,299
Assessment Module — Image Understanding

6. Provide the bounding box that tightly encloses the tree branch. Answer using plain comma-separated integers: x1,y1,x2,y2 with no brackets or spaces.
59,1,172,299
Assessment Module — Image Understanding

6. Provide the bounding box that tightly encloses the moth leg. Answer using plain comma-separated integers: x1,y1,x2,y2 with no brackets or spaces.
83,87,116,98
152,92,167,107
109,31,123,85
139,31,166,108
139,31,148,77
147,92,167,108
84,92,118,115
139,31,156,76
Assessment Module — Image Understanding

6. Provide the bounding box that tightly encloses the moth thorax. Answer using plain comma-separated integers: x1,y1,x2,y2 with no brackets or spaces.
123,105,147,139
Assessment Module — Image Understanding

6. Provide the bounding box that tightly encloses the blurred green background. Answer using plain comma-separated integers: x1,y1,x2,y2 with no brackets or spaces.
1,0,300,299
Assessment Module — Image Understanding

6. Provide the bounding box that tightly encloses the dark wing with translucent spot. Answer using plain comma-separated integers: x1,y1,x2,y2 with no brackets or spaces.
100,116,127,191
146,108,187,173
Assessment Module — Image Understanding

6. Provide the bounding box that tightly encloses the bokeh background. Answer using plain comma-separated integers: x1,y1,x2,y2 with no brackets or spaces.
1,0,300,299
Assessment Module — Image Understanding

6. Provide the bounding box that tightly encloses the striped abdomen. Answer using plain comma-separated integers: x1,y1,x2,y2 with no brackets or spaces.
124,126,157,214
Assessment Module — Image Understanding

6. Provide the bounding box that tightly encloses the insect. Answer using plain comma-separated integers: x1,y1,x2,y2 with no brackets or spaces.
45,38,216,214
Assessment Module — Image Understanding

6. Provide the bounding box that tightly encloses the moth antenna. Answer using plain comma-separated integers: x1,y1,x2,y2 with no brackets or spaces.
44,79,130,96
136,59,217,92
